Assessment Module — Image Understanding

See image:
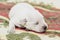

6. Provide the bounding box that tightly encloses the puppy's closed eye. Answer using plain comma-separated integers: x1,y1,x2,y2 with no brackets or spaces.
35,22,39,25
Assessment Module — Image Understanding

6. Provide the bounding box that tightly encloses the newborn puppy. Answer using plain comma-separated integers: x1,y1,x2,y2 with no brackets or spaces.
8,3,48,33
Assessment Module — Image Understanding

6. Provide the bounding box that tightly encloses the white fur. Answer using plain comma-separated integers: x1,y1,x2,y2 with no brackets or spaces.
8,3,48,33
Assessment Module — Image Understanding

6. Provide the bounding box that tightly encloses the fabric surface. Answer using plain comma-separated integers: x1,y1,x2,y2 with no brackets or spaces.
0,3,60,40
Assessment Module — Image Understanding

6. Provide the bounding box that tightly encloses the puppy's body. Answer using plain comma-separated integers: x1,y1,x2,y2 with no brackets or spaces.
8,3,48,33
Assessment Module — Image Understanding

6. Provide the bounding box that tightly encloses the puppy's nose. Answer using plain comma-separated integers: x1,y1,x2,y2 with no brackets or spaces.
43,26,47,30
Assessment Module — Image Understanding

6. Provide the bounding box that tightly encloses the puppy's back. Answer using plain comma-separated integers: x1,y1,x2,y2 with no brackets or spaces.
9,3,34,18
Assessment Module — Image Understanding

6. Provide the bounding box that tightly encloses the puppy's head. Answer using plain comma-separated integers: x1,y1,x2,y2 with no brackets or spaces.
25,17,48,33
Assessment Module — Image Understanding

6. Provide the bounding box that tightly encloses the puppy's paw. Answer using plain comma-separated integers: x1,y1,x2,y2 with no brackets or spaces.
7,29,15,34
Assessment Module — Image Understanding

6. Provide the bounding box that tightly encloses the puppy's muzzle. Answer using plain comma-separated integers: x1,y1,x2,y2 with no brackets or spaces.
43,26,47,30
42,26,47,33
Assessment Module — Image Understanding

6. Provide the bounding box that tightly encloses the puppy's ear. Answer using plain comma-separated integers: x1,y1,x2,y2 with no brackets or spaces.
24,19,27,22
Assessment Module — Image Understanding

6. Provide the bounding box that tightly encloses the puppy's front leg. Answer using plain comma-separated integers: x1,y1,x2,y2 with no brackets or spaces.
8,20,15,33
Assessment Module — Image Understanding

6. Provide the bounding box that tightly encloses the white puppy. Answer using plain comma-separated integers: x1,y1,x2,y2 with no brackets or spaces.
8,3,48,33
